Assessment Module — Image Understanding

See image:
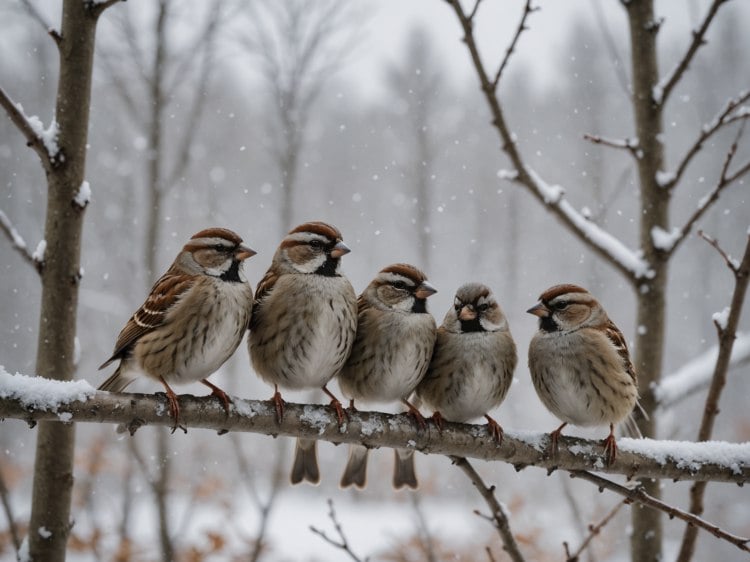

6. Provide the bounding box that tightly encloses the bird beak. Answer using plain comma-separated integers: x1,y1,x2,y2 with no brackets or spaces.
235,244,257,261
458,306,476,321
526,303,548,317
415,281,437,300
330,241,351,258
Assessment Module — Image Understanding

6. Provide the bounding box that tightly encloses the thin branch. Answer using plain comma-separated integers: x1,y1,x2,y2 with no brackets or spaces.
663,91,750,193
19,0,62,44
310,499,368,562
1,382,750,483
451,456,525,562
564,500,626,562
0,85,54,171
491,0,536,89
0,209,43,274
0,464,21,554
445,0,649,282
676,230,750,561
667,122,749,257
583,133,640,159
569,471,750,554
655,0,728,106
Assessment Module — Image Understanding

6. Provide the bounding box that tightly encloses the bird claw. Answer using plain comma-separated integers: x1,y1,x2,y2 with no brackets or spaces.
271,389,285,424
602,431,618,466
430,411,445,432
329,398,348,427
201,379,232,415
485,414,504,444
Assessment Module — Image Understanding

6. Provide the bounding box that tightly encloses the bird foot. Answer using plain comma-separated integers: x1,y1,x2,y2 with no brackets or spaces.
159,377,186,434
201,379,232,415
402,399,427,431
547,422,568,459
430,411,445,432
328,398,348,427
271,389,285,424
485,414,504,444
602,428,618,466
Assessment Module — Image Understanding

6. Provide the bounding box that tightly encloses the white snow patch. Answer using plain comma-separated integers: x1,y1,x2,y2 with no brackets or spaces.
655,170,675,187
58,412,73,423
0,209,27,249
654,333,750,408
32,239,46,262
231,398,264,417
38,526,52,538
618,437,750,473
497,168,519,181
361,418,384,437
0,367,95,411
528,169,564,203
300,405,330,435
712,307,731,330
73,180,91,208
651,226,681,251
508,429,548,452
17,103,60,157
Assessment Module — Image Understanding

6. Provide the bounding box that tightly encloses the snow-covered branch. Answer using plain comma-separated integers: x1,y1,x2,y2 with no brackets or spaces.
653,0,728,106
583,133,641,159
446,0,650,283
654,332,750,409
0,209,44,274
1,372,749,484
0,86,59,171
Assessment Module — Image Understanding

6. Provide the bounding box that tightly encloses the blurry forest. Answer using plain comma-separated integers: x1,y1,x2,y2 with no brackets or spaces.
1,0,749,560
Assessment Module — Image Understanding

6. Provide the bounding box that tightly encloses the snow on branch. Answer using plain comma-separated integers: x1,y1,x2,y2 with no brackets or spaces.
446,0,650,283
583,133,641,159
0,209,44,274
0,85,60,171
654,332,750,409
1,371,749,484
653,0,728,106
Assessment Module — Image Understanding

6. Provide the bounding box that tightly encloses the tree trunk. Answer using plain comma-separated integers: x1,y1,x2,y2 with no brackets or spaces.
28,1,101,559
625,2,668,560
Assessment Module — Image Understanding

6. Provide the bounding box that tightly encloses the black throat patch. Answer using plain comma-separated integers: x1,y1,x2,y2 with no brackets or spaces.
539,315,558,333
220,259,243,283
411,298,427,314
459,318,484,333
315,257,339,277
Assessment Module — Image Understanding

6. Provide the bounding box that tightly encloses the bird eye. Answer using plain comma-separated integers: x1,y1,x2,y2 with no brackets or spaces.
554,301,569,310
309,240,324,249
477,303,489,312
213,244,226,252
454,303,462,311
392,281,408,291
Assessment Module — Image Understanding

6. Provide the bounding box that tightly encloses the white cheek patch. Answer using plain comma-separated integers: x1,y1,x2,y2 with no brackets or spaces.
205,258,233,277
479,317,505,332
291,253,326,274
392,296,414,312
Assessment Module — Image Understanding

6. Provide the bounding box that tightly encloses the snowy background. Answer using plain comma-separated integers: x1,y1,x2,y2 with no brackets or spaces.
1,0,750,560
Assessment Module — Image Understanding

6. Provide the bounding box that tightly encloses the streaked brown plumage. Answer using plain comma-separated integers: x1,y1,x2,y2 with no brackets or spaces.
248,221,357,485
417,283,517,442
527,284,639,465
338,263,437,490
98,228,256,430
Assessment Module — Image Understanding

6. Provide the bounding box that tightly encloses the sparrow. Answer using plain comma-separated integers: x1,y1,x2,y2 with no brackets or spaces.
248,221,357,485
98,228,256,430
338,263,437,490
416,283,517,442
527,284,639,465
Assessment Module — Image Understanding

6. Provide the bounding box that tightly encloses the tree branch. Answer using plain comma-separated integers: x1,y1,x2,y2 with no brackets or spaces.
0,375,749,483
563,499,626,562
446,0,650,282
310,499,368,562
0,209,44,274
676,230,750,561
583,133,641,159
19,0,62,44
654,0,728,106
569,471,750,555
662,91,750,193
666,123,749,256
0,85,55,172
491,0,536,89
451,456,525,562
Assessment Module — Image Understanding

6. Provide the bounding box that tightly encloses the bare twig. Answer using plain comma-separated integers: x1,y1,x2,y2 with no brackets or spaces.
485,546,497,562
0,463,21,554
0,85,55,171
663,91,750,193
675,231,750,561
655,0,728,106
492,0,536,89
570,471,750,554
583,133,640,159
667,122,749,256
19,0,62,44
564,500,627,562
0,209,43,274
451,456,525,562
310,499,368,562
1,386,750,483
445,0,648,282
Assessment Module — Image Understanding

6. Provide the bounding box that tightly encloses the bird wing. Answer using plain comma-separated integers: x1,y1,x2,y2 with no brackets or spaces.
604,321,636,382
99,273,195,369
249,268,279,330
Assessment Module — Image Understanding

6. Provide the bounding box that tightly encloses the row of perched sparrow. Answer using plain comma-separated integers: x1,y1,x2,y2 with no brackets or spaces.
98,222,640,488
